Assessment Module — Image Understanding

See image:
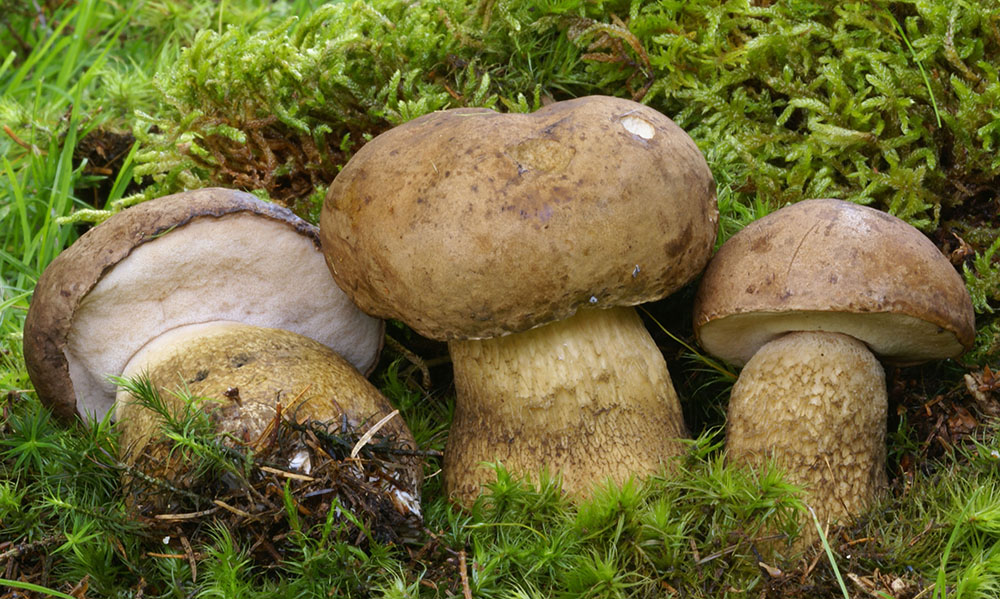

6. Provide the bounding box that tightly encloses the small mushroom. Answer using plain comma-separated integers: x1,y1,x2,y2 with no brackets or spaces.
24,188,383,422
115,322,421,519
693,199,975,531
321,96,718,503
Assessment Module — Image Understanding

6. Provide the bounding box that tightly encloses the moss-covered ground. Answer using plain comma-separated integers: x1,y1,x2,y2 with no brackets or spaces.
1,0,999,597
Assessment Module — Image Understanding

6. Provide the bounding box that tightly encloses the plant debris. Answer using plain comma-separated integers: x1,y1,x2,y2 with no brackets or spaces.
123,411,425,565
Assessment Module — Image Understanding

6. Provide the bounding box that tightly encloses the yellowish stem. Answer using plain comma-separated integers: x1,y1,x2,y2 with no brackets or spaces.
726,330,887,538
445,306,687,504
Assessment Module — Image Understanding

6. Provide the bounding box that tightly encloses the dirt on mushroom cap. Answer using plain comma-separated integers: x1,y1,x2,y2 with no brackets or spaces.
116,323,422,554
321,95,718,341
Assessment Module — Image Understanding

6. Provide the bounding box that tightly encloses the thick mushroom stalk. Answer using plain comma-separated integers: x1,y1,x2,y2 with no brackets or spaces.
445,307,686,502
725,331,887,529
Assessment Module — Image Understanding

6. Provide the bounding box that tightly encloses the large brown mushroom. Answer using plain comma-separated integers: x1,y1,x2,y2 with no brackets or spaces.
321,95,718,504
693,198,975,533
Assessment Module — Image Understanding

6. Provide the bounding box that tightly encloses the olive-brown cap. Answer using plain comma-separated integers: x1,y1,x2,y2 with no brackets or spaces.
24,188,383,422
114,322,422,520
693,199,975,366
321,95,718,340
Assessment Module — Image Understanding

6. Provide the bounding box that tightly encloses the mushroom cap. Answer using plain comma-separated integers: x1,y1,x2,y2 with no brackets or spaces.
115,322,421,518
116,321,413,455
693,199,975,366
24,188,383,422
321,95,718,340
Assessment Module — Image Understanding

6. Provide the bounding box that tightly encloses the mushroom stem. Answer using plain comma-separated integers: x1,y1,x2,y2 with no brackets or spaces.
725,330,888,534
444,306,688,504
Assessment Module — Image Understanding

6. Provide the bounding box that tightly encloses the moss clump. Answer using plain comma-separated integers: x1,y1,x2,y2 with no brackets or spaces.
624,0,1000,231
131,0,1000,230
133,0,521,217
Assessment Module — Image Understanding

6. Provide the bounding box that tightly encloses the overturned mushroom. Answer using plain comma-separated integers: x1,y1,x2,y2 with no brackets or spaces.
322,95,718,504
24,189,420,527
693,198,975,532
24,188,383,422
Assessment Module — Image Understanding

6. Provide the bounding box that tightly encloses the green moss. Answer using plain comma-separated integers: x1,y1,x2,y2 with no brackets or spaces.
132,1,486,215
965,235,1000,314
627,0,1000,230
129,0,1000,230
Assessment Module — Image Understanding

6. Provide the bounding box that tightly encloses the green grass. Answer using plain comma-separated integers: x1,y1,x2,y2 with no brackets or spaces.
2,0,1000,597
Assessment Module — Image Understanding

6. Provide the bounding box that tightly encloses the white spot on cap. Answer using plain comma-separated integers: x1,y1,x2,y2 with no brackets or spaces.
621,116,655,140
589,296,598,304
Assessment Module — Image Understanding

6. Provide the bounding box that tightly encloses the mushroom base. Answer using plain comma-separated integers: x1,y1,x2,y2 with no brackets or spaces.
445,306,688,505
726,330,887,539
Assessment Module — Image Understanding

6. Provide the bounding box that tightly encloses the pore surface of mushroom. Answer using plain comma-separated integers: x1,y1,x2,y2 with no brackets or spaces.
693,198,975,532
24,188,384,422
322,95,718,503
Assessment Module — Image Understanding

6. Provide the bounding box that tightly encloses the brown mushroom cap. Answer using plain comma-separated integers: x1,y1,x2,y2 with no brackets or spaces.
693,199,975,366
321,95,718,340
24,188,383,422
115,323,403,437
115,322,421,518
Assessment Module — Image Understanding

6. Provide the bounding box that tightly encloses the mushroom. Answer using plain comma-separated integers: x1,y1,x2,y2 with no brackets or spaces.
692,198,975,531
321,95,718,503
115,321,421,519
24,187,383,423
24,188,421,521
